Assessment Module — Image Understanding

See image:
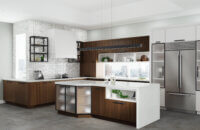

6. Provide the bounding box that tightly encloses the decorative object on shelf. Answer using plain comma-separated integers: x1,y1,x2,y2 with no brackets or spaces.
40,56,44,62
101,57,113,62
110,76,116,85
140,55,149,61
112,89,129,99
30,36,48,62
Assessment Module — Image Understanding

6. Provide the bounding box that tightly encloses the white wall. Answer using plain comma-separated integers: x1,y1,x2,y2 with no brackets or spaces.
0,22,13,100
13,20,87,79
87,14,200,41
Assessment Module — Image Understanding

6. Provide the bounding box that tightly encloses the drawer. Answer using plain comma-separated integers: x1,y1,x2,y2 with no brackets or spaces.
104,99,136,123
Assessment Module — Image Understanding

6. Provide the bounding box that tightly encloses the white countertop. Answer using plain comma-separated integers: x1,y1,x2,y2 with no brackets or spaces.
3,77,87,83
3,77,149,83
55,80,159,91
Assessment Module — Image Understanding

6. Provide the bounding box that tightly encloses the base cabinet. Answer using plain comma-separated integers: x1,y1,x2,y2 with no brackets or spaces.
3,81,55,107
91,87,136,124
104,99,136,123
56,85,91,115
91,87,105,116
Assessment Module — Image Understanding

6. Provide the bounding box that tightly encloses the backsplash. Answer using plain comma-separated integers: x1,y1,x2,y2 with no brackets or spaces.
13,20,87,79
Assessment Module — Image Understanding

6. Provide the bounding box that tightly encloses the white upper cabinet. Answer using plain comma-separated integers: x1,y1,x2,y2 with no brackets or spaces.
197,26,200,40
166,26,196,42
152,29,165,43
49,29,77,59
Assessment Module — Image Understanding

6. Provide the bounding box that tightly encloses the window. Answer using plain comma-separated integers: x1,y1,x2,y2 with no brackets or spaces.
105,62,150,81
15,34,26,79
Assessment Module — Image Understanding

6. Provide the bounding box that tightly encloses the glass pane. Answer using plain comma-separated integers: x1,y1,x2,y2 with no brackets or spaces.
56,86,65,111
15,34,26,79
105,62,149,80
65,86,76,113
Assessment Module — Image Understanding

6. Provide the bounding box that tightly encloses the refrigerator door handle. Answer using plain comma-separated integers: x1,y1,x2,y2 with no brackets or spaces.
197,66,199,78
180,54,182,89
167,92,192,96
177,53,180,88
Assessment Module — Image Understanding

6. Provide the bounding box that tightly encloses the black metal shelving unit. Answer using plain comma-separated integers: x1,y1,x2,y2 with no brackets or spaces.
30,36,49,62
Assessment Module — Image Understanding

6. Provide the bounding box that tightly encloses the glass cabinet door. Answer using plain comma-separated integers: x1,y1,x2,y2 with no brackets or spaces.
197,41,200,91
152,43,165,88
56,85,66,111
65,86,76,113
76,87,91,114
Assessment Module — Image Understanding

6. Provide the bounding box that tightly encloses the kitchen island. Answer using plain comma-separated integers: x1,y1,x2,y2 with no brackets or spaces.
55,80,160,129
3,77,149,108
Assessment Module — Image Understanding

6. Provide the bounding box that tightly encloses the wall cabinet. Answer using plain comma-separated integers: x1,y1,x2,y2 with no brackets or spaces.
152,29,165,43
166,26,196,42
49,29,77,58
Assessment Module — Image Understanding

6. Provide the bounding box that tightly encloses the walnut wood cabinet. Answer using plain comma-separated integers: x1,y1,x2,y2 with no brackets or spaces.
104,99,136,123
91,87,105,116
3,81,55,107
91,87,136,124
80,36,149,77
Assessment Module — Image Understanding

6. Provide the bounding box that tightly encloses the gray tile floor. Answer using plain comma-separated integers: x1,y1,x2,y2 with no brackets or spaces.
0,104,200,130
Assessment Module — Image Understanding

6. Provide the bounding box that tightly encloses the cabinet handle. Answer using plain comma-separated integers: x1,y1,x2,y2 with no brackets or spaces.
197,66,199,78
113,101,124,105
174,39,185,42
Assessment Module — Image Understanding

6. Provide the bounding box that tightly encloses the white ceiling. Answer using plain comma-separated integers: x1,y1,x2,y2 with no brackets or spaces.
0,0,200,30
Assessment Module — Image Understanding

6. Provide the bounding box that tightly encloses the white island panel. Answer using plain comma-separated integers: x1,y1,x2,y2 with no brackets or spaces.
136,84,160,129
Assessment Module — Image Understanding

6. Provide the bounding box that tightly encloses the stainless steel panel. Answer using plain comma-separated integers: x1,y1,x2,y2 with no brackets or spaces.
165,51,179,93
165,41,196,51
166,92,196,112
197,41,200,91
180,50,196,94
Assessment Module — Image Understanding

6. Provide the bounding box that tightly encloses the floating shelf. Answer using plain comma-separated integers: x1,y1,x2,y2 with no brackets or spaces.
30,36,48,62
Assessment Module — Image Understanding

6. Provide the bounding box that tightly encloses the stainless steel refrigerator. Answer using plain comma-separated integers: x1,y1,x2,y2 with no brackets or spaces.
165,41,196,113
